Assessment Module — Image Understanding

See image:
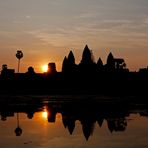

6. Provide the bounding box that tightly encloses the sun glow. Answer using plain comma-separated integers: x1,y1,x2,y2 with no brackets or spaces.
42,111,48,119
42,64,48,72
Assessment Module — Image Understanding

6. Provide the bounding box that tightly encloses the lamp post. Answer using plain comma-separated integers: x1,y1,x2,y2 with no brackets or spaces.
16,50,23,73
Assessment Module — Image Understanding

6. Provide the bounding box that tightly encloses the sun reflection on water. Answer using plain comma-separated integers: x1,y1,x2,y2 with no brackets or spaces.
42,111,48,119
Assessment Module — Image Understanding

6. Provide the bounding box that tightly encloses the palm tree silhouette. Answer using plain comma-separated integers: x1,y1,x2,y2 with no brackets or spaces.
14,113,22,136
16,50,23,73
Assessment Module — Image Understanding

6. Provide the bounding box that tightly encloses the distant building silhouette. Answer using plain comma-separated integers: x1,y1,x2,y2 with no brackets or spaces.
114,58,126,69
62,56,68,73
62,50,76,73
139,67,148,74
0,44,147,96
47,62,57,75
79,45,97,76
81,45,94,65
97,58,103,70
97,118,104,127
81,120,95,141
67,118,75,135
67,50,75,65
107,118,127,133
106,52,127,72
106,52,115,70
1,64,15,79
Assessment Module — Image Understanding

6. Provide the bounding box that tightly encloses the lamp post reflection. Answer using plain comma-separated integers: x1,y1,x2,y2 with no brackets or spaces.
14,113,22,136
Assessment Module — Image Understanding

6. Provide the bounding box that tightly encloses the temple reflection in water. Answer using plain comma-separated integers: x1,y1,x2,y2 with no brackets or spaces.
0,96,148,141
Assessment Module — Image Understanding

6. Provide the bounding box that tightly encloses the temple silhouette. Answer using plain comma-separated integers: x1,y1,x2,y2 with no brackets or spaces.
0,44,148,95
0,96,147,140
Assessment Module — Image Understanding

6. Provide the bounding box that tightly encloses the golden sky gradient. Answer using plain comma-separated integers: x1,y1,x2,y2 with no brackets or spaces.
0,0,148,72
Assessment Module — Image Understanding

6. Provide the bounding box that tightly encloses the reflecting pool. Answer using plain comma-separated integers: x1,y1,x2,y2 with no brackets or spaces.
0,95,148,148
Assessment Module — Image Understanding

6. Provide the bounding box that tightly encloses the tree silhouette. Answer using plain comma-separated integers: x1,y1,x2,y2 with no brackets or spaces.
14,113,22,136
27,66,35,74
16,50,23,73
15,127,22,136
26,66,36,80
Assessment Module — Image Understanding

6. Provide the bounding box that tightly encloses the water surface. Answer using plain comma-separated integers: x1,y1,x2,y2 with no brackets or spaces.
0,95,148,148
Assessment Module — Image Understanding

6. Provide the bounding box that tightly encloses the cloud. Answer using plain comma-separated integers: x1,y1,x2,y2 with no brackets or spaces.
26,15,148,49
25,15,31,19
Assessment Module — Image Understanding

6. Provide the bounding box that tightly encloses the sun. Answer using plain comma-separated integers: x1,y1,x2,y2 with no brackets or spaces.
42,64,48,72
42,111,48,119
